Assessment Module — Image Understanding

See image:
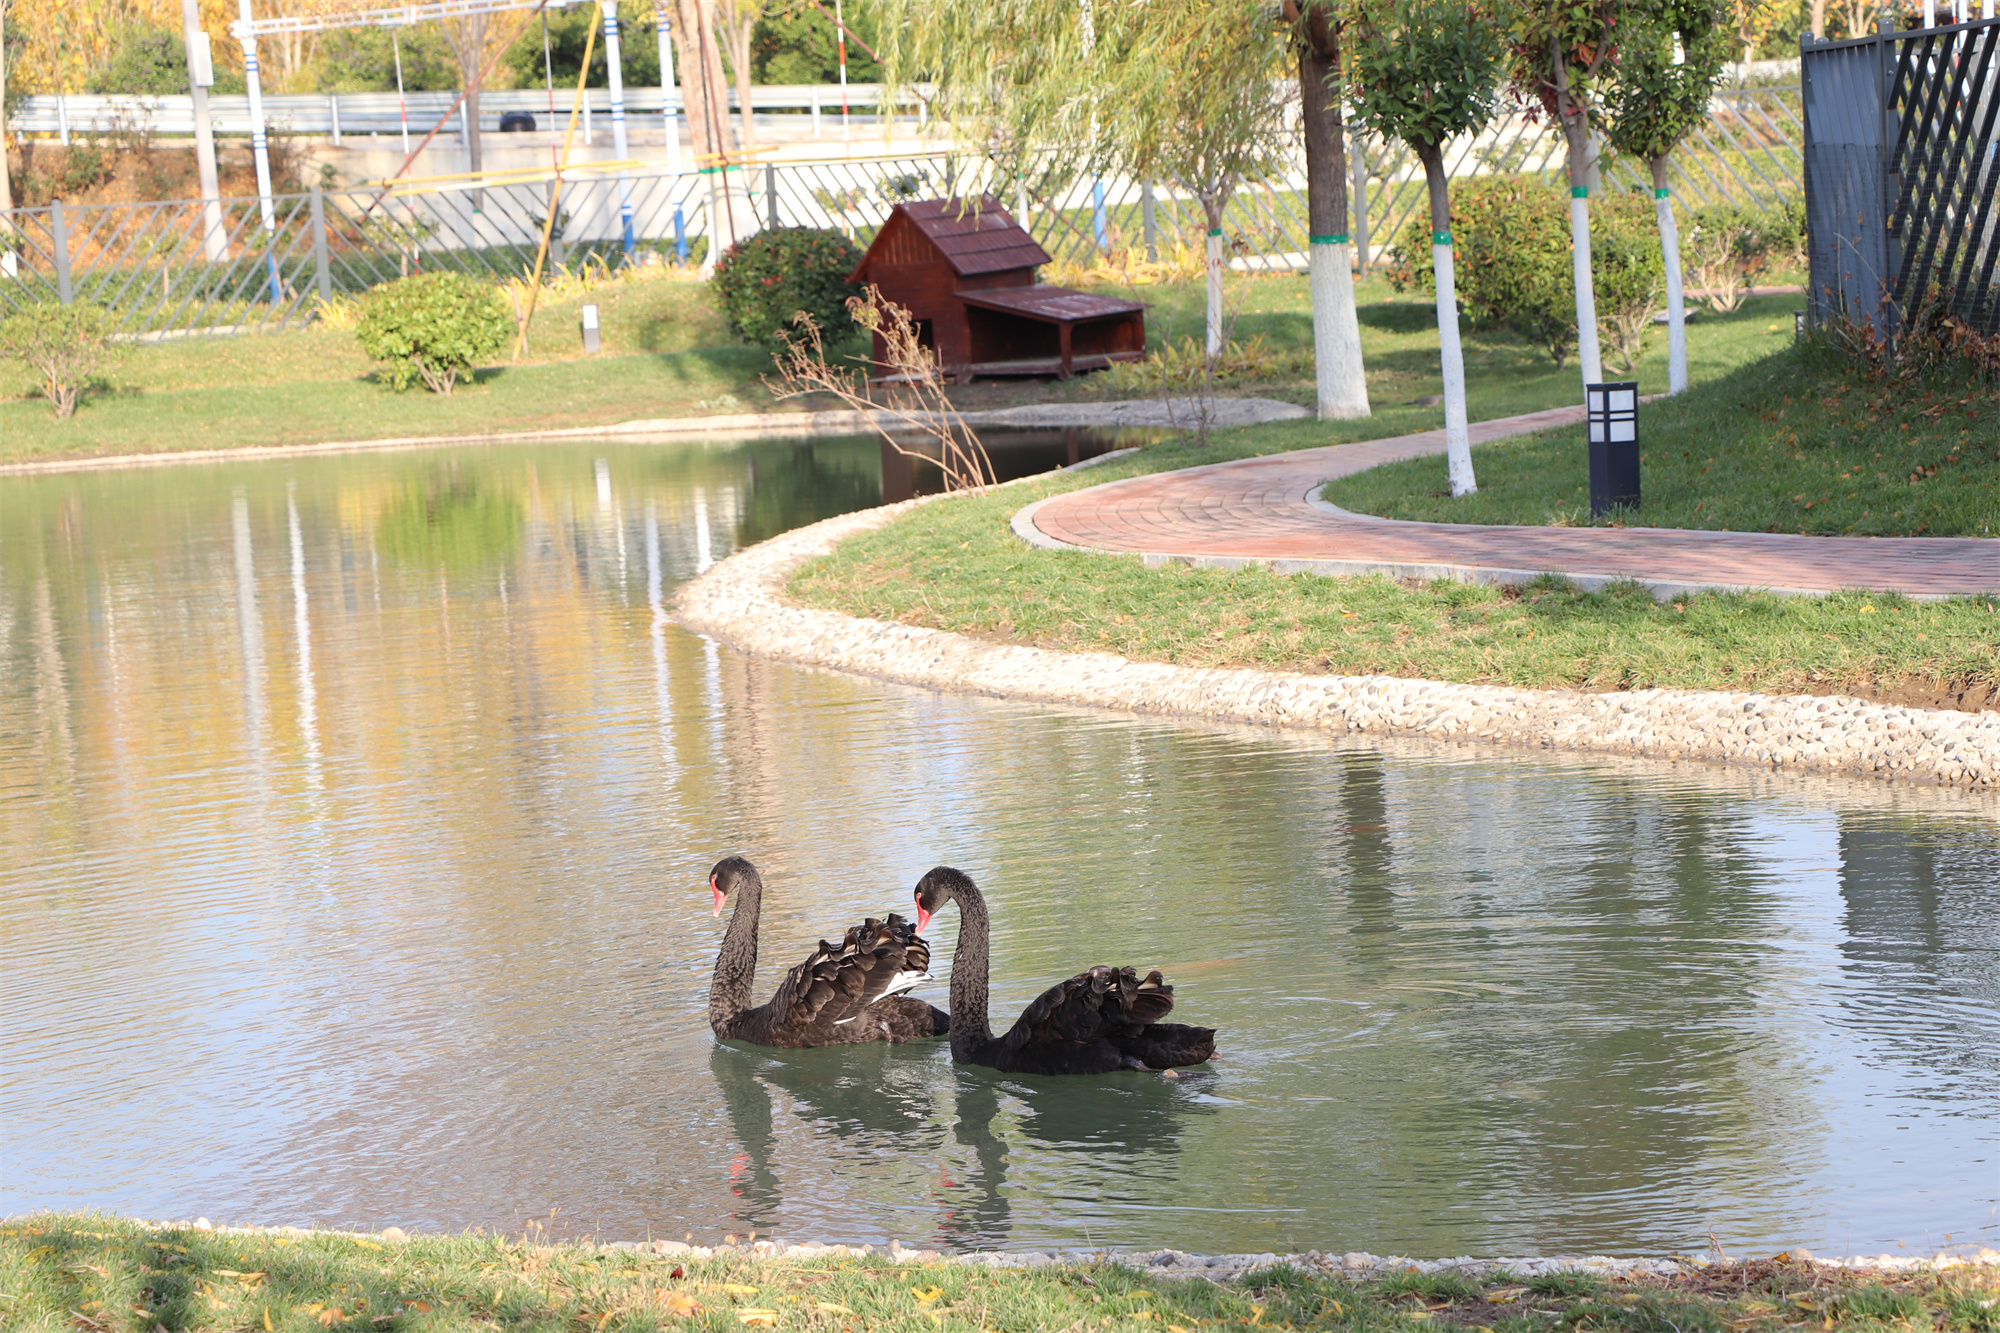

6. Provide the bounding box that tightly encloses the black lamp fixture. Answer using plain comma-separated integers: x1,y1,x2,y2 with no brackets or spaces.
1587,381,1641,518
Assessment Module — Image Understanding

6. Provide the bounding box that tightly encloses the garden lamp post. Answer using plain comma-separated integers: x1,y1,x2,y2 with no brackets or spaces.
1586,381,1640,517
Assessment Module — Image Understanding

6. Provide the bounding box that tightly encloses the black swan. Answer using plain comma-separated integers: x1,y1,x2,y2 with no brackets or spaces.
912,866,1216,1075
708,856,949,1047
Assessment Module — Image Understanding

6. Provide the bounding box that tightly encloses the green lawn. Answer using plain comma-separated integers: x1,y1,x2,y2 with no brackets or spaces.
1,268,1795,466
1321,339,2000,538
7,1213,1998,1333
793,434,2000,708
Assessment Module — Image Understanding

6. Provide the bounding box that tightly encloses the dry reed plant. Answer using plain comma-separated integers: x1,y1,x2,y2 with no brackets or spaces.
767,286,995,493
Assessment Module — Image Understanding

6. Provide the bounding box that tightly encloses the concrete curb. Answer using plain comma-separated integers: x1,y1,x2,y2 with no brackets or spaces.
677,480,2000,790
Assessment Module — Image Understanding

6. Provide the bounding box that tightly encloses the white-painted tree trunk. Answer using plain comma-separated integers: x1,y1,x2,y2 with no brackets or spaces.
1656,186,1688,395
1311,240,1371,419
1434,239,1476,496
1205,230,1225,356
1570,191,1603,392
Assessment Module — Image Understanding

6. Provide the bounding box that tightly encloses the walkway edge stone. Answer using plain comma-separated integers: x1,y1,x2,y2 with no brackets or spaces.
676,482,2000,790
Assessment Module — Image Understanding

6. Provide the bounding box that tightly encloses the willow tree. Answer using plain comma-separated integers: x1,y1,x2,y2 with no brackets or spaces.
1506,0,1627,394
1285,0,1371,420
1111,2,1292,356
1602,0,1729,394
1344,0,1504,496
877,0,1291,360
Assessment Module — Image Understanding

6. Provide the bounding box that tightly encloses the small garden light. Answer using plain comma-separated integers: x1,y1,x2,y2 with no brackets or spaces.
1587,381,1641,518
581,303,601,354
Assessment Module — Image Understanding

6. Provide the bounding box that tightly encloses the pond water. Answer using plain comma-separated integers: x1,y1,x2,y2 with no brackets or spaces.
3,434,1998,1258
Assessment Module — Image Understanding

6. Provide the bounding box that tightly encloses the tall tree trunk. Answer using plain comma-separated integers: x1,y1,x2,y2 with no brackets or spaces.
1200,191,1228,357
675,0,742,269
1417,142,1475,497
444,14,491,204
1295,8,1369,420
1651,156,1688,394
0,2,14,218
717,0,758,150
1553,37,1603,394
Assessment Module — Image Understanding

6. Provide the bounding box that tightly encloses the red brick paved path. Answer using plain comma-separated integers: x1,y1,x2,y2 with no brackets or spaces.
1022,405,1998,598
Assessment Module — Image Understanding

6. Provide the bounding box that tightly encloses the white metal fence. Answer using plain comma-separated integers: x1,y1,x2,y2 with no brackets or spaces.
0,88,1802,339
7,85,921,143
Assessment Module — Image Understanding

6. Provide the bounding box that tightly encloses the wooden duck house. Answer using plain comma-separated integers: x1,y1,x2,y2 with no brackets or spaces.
849,196,1147,381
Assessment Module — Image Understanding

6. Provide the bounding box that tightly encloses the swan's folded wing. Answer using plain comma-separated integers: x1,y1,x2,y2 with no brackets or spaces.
997,965,1176,1054
764,915,934,1030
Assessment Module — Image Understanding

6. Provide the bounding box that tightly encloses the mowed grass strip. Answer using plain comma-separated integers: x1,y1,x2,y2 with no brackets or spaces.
791,426,2000,712
6,1214,1999,1333
1320,341,2000,538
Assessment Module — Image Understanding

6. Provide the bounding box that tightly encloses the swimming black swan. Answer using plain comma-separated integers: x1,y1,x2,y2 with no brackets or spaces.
708,856,949,1047
912,866,1216,1074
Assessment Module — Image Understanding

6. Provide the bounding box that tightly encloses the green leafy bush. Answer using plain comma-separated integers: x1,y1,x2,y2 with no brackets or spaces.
711,226,865,354
0,302,118,418
355,272,509,394
1391,175,1577,366
1390,178,1665,370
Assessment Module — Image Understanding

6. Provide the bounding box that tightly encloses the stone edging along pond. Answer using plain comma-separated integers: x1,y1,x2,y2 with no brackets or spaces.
673,480,2000,792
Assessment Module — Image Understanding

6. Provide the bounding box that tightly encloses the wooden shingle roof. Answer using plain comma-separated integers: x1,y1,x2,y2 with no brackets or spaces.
861,196,1052,277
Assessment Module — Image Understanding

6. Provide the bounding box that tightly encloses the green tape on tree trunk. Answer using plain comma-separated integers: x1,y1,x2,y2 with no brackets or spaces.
1432,231,1451,246
1207,228,1223,236
1655,187,1670,198
1309,233,1350,244
1571,186,1589,198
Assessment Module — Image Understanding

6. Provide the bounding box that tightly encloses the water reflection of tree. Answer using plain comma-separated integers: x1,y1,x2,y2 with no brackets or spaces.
723,441,880,549
375,469,525,570
1835,816,2000,1093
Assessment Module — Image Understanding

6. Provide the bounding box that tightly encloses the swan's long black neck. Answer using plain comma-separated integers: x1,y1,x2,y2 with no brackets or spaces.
947,882,994,1056
708,871,762,1032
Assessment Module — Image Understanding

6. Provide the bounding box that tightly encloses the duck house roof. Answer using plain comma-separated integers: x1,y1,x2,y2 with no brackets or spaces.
851,196,1053,280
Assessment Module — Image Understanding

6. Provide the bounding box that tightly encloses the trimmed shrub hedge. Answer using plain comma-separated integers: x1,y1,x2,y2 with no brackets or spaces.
712,226,865,354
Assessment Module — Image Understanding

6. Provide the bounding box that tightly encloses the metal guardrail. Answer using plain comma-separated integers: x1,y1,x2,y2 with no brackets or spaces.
0,91,1806,340
7,85,921,142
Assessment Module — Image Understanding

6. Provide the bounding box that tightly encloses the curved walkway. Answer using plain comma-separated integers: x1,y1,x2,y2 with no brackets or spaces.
1018,406,1998,599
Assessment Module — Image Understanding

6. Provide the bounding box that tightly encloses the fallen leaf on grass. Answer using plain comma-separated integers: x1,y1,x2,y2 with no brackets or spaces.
738,1308,779,1326
816,1303,856,1315
725,1284,762,1297
662,1292,702,1317
912,1287,946,1304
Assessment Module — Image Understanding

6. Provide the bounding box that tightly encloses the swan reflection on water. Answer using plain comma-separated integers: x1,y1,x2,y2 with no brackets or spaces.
707,1042,1223,1249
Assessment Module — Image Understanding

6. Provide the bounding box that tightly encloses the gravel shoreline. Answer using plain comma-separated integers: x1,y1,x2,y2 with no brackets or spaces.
673,485,2000,790
106,1218,2000,1279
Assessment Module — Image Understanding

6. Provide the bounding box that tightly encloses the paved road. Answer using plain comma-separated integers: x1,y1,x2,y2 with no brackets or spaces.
1019,405,1998,598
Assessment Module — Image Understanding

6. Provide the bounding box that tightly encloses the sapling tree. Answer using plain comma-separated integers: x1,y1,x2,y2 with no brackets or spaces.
1601,0,1730,393
1505,0,1627,394
1344,0,1505,496
1283,0,1371,419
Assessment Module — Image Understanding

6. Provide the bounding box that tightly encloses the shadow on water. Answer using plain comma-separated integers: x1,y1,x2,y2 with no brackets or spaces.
708,1041,1219,1250
880,427,1167,503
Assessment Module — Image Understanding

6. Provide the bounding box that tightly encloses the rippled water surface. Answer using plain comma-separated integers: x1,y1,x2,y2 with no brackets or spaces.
4,436,1998,1257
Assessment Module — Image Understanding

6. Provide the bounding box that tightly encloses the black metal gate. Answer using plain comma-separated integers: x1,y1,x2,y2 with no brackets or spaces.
1802,17,2000,338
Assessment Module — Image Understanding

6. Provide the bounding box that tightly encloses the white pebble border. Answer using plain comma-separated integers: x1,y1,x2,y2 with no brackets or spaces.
101,1217,2000,1280
673,485,2000,791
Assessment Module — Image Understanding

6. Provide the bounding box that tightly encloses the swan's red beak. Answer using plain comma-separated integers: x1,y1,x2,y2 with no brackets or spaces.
915,905,932,932
711,878,725,916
